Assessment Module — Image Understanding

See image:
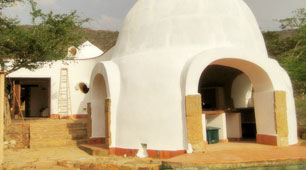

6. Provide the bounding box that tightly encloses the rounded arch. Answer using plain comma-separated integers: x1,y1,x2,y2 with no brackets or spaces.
91,73,108,138
88,61,121,147
185,48,276,95
231,73,253,108
184,48,298,146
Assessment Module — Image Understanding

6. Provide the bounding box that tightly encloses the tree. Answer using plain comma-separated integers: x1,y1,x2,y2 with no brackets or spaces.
0,0,88,73
279,9,306,94
264,8,306,95
263,8,306,130
279,8,306,30
0,0,88,164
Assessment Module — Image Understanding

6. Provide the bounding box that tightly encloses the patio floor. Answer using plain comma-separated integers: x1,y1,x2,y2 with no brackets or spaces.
163,141,306,168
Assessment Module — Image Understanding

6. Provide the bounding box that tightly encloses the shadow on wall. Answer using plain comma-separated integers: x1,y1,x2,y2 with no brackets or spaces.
77,88,90,116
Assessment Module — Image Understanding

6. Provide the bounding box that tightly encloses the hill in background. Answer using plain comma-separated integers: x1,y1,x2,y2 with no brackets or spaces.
82,28,119,52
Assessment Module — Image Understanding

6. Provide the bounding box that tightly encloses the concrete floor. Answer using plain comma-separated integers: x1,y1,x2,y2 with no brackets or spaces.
164,141,306,168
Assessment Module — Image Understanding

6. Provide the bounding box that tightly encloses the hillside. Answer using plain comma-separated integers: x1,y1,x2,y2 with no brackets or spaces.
82,28,119,52
85,28,293,52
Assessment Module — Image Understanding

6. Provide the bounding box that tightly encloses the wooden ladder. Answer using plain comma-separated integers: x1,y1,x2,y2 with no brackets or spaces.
58,68,72,118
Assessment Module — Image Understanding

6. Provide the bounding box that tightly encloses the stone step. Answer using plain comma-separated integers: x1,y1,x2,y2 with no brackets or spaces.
66,122,87,128
30,129,87,135
30,134,87,140
26,119,88,148
28,120,87,124
31,131,87,138
30,124,87,129
30,139,88,148
30,134,87,141
78,144,109,156
30,125,87,130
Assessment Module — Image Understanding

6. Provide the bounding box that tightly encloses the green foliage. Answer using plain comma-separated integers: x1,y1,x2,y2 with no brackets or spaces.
0,0,23,10
0,0,88,73
279,8,306,30
264,8,306,125
296,95,306,126
263,8,306,95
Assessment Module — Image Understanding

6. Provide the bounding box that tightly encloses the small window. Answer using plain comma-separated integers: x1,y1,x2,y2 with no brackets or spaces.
79,83,89,94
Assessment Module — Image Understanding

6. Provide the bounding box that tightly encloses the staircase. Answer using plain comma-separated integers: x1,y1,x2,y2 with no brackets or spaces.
79,144,109,156
29,119,88,148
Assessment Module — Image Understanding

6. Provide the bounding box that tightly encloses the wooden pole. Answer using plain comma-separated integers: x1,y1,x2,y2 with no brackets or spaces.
87,103,92,138
0,72,6,165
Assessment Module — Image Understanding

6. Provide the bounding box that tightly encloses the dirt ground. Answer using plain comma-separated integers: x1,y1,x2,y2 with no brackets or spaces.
3,146,161,170
2,141,306,170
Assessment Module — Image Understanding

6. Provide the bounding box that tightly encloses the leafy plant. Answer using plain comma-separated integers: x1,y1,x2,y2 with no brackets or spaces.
0,0,88,73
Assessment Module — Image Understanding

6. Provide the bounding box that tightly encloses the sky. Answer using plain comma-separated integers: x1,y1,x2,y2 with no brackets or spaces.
2,0,306,31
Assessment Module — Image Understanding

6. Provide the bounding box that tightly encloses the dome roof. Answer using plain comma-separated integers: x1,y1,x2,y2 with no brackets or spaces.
112,0,267,58
68,41,103,59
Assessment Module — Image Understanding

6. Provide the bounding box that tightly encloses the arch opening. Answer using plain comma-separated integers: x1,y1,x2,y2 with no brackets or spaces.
199,65,256,142
91,74,108,142
78,82,89,94
186,57,282,146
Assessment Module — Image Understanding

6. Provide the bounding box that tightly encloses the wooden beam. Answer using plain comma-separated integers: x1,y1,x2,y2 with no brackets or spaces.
0,72,6,164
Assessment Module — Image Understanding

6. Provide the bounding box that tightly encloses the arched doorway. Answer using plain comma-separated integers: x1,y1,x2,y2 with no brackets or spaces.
91,74,110,146
185,57,291,147
198,65,256,142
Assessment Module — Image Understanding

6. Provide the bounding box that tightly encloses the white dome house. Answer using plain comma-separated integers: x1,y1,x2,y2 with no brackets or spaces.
89,0,298,158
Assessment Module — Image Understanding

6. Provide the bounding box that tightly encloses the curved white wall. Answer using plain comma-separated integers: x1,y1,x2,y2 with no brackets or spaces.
113,0,267,59
184,49,298,145
86,0,298,151
113,50,188,150
231,73,253,108
89,61,121,146
91,74,107,138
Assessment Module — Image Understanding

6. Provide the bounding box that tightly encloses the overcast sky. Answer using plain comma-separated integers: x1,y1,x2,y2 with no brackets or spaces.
2,0,306,31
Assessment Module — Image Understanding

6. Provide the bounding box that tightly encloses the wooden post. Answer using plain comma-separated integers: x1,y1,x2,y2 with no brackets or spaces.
12,82,21,118
0,72,6,164
87,103,92,138
105,99,111,146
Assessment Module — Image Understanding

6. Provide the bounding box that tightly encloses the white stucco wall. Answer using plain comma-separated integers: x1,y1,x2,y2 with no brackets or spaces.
202,114,207,142
206,113,227,140
226,112,242,139
89,59,121,143
8,41,103,117
231,73,253,108
185,50,298,145
91,74,107,138
102,0,274,151
8,59,96,116
88,0,298,150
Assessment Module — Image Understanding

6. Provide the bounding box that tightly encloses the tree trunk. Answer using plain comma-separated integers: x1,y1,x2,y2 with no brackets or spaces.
0,72,6,165
4,96,11,127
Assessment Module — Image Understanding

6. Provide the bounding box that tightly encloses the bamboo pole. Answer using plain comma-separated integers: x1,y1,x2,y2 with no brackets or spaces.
0,72,6,165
